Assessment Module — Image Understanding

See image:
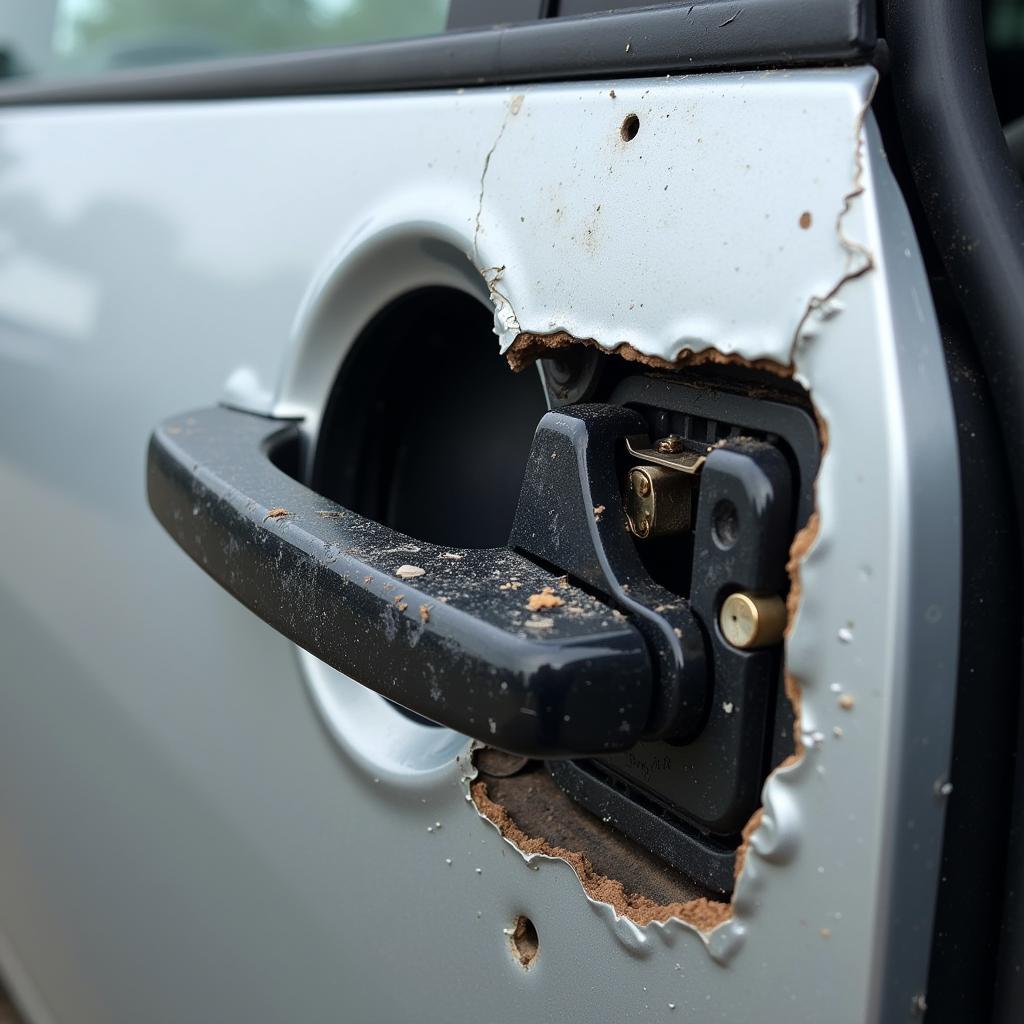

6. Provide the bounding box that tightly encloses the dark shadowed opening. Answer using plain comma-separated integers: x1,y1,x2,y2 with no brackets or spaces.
312,286,548,549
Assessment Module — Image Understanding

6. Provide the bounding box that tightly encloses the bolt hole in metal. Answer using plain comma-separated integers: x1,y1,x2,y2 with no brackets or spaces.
620,112,640,141
508,915,538,969
712,498,739,549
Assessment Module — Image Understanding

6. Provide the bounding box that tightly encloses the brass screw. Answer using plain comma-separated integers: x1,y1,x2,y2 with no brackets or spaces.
719,592,787,650
656,434,684,454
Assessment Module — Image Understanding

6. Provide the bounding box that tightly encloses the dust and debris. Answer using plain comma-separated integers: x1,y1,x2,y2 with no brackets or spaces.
499,580,523,591
820,927,832,939
316,509,346,519
263,507,291,521
395,564,426,580
609,89,616,99
799,211,813,230
475,747,529,777
526,587,565,611
593,504,606,521
838,694,855,711
419,604,431,623
510,94,524,115
363,576,372,584
525,616,555,630
440,552,465,560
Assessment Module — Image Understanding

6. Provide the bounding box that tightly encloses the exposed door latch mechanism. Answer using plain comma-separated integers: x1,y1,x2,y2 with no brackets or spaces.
147,374,812,894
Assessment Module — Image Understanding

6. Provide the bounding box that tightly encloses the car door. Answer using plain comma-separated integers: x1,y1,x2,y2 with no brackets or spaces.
0,2,1022,1023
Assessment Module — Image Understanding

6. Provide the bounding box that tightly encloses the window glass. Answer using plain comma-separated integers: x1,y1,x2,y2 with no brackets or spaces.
988,0,1024,47
0,0,451,80
985,0,1024,125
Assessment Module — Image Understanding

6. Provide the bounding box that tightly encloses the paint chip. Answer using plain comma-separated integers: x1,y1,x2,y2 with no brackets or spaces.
395,564,425,579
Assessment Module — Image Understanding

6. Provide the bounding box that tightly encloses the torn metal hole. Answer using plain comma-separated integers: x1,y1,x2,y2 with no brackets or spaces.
464,335,828,938
472,757,730,930
509,915,538,969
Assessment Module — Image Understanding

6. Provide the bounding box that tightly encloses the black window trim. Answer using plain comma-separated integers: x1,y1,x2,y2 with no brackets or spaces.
0,0,874,106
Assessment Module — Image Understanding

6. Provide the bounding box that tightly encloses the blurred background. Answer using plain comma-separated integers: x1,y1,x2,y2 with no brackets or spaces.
0,0,451,80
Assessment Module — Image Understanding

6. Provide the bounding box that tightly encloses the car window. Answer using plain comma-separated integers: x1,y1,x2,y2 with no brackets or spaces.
0,0,452,80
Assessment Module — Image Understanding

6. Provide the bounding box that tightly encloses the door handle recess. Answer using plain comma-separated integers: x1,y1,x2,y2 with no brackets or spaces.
147,405,676,757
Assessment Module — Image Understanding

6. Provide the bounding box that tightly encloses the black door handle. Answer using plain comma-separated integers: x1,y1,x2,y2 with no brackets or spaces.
147,405,671,757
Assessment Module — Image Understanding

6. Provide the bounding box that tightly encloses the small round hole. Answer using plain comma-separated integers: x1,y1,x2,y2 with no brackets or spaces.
509,915,538,968
712,499,739,549
620,113,640,142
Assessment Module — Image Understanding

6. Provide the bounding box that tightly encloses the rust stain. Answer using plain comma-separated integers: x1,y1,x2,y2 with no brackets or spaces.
471,780,730,930
505,330,792,377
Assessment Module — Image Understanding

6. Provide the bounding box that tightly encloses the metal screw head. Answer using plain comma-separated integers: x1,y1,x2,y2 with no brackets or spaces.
631,469,652,497
655,434,685,454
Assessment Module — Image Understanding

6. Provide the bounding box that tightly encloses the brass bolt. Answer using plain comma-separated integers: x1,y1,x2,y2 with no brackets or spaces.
631,469,652,497
719,592,787,650
656,434,685,454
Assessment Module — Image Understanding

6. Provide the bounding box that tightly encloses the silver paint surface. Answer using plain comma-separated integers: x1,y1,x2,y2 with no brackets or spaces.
0,69,959,1022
